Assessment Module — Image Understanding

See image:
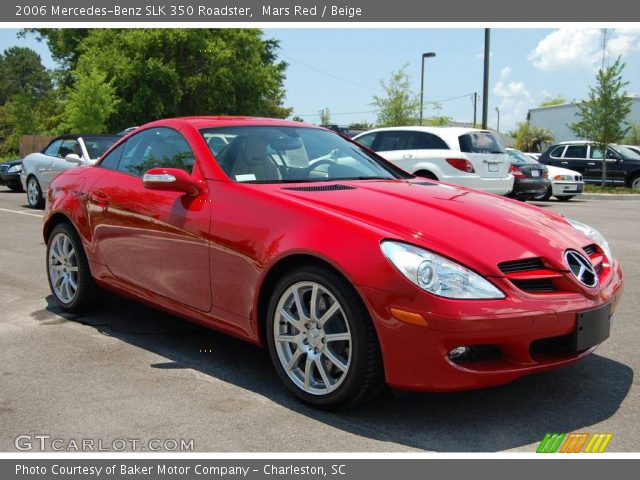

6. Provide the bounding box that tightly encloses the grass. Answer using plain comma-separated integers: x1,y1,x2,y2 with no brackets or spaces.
584,184,639,194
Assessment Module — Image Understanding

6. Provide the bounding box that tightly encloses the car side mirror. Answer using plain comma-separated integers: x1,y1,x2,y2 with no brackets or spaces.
142,168,201,196
65,153,83,165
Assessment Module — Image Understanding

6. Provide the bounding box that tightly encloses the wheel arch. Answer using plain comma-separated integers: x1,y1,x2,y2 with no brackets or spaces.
43,212,74,243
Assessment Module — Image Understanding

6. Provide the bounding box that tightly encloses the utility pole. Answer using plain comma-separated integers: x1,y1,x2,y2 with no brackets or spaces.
419,52,436,125
482,28,490,130
495,107,500,133
473,92,478,127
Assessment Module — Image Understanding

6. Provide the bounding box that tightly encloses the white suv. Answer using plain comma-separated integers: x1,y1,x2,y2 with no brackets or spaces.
353,127,514,195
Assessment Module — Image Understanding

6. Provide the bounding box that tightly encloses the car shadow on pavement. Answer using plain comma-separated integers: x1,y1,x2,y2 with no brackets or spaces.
36,293,633,452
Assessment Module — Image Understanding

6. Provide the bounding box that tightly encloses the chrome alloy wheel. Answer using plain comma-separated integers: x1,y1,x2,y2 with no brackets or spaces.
48,232,79,304
632,176,640,190
273,281,352,395
27,178,39,206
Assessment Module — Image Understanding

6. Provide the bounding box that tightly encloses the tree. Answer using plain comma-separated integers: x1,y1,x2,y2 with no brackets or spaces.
319,108,331,125
426,115,452,126
623,123,640,145
291,116,305,122
371,65,419,127
0,47,51,105
512,122,555,152
539,96,566,107
58,66,119,133
570,57,632,186
41,29,291,131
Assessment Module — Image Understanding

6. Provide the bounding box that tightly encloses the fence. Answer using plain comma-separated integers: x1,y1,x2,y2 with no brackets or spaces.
19,135,54,158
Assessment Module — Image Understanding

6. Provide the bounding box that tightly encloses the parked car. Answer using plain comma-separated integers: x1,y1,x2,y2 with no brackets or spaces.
21,134,119,208
44,117,623,409
505,148,550,201
539,141,640,190
622,145,640,156
0,159,24,191
353,127,513,195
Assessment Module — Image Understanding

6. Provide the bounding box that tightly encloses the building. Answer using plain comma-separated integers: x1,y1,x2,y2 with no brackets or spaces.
528,96,640,143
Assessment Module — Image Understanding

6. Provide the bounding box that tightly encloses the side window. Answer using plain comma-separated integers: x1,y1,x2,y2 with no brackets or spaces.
118,128,195,177
98,142,126,171
355,133,376,148
58,139,81,159
550,146,565,158
407,132,449,150
563,145,587,159
375,131,411,152
43,139,63,157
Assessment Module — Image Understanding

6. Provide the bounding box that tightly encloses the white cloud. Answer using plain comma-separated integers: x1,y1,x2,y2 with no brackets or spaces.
529,28,640,71
492,67,533,131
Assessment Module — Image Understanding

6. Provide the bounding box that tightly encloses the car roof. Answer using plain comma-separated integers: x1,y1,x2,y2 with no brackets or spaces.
353,126,496,146
52,133,120,141
140,116,324,130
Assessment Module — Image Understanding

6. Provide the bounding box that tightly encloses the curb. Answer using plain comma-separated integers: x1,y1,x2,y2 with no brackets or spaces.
579,193,640,201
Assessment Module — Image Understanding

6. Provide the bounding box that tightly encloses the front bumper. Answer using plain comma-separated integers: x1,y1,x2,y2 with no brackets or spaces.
358,261,623,391
0,173,23,189
552,181,584,197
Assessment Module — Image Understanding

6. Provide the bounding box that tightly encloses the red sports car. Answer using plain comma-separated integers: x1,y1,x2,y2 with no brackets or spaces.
43,117,623,409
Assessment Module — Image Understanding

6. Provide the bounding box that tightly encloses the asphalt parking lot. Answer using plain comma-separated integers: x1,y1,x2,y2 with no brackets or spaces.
0,189,638,453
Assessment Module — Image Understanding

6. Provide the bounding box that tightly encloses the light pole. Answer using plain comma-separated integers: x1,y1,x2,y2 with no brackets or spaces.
495,106,500,133
482,29,490,129
419,52,436,125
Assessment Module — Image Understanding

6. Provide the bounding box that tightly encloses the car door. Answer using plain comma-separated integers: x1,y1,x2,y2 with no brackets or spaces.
542,145,567,168
587,146,622,185
33,139,63,187
559,144,591,180
49,138,83,180
370,131,416,171
87,127,212,312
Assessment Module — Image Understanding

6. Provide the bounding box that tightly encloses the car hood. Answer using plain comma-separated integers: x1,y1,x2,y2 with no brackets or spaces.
547,165,581,177
268,179,591,276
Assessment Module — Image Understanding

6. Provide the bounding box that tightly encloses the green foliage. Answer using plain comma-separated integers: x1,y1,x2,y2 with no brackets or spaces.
512,122,555,152
319,108,331,125
348,121,374,129
539,96,566,107
58,66,119,134
372,65,419,127
426,115,452,126
570,57,632,185
0,46,51,105
291,116,305,122
622,123,640,145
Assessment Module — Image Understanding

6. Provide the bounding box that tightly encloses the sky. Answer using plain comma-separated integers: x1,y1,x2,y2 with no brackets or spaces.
1,27,639,131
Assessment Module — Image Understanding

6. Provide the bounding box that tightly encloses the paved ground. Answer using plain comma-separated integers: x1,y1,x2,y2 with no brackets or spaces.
0,189,638,453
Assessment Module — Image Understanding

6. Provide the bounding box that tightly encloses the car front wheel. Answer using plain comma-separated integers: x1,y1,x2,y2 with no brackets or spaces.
47,223,97,312
266,266,383,409
532,185,552,201
26,176,44,209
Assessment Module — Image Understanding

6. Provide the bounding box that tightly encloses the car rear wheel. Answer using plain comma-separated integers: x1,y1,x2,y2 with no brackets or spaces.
629,174,640,190
532,185,552,201
27,176,44,209
266,266,384,409
555,195,575,201
47,223,97,312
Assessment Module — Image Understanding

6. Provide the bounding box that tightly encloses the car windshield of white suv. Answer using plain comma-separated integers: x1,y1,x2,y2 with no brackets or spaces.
200,126,403,183
83,136,120,160
459,132,505,154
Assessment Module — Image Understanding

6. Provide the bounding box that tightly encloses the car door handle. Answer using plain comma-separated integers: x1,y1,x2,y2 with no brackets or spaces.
402,154,413,159
561,162,568,165
89,191,109,206
587,162,595,166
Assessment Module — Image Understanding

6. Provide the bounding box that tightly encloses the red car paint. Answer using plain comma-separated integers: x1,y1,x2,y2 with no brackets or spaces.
43,117,624,391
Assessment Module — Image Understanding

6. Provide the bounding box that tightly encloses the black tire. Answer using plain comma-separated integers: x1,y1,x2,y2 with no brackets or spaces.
532,185,552,201
555,195,574,201
46,222,98,313
414,170,438,181
266,265,384,410
628,173,640,190
26,176,44,209
8,185,23,192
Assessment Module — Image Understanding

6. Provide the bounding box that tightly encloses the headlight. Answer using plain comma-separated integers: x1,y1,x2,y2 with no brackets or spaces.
554,174,572,181
566,218,613,263
7,164,22,173
380,241,505,299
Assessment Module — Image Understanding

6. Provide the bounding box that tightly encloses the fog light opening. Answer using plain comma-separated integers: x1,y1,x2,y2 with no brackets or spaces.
448,346,469,360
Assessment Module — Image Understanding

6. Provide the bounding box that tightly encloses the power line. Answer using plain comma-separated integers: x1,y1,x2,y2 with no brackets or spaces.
282,54,380,92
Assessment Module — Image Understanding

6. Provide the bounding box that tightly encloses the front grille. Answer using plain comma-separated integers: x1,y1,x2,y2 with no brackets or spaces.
283,184,355,192
583,244,598,256
0,164,9,173
575,175,583,181
498,257,544,274
511,279,557,293
530,334,573,359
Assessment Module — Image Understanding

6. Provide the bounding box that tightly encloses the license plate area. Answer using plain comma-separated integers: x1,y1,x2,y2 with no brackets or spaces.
488,163,499,172
531,169,540,177
573,303,611,351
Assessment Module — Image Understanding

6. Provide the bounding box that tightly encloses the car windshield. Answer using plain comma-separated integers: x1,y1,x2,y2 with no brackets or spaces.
200,126,402,183
459,132,505,154
82,136,119,159
507,149,534,164
612,145,640,160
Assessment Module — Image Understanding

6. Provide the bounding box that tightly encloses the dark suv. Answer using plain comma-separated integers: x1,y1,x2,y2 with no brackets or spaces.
539,141,640,189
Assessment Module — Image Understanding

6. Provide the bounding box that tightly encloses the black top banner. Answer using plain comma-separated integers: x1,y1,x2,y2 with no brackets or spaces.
5,0,640,22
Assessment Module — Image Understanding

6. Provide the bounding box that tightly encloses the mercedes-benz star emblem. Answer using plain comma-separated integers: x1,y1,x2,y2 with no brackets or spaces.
565,250,598,287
